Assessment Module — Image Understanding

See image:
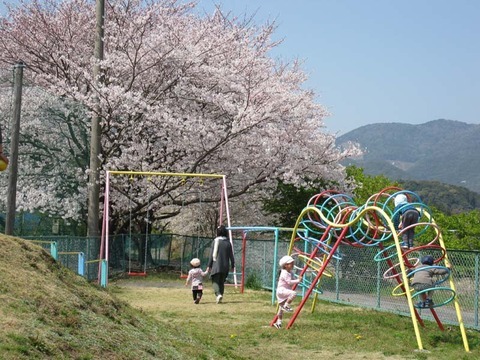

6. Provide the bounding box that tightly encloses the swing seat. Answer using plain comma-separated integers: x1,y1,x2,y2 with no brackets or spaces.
180,274,188,279
128,271,147,277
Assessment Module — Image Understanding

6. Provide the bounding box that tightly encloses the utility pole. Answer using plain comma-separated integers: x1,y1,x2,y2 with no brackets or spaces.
87,0,105,237
5,61,25,235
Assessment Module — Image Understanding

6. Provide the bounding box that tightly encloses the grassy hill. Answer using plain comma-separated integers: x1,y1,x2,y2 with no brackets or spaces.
2,234,480,359
337,119,480,194
0,235,215,359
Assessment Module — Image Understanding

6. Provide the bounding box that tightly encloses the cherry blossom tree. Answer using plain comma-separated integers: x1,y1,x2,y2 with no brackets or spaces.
0,0,360,237
0,84,89,225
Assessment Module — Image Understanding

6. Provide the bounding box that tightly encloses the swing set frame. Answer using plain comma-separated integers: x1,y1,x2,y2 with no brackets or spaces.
99,171,233,287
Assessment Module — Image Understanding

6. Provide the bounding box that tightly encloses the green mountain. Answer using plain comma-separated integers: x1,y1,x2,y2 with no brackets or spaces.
337,119,480,194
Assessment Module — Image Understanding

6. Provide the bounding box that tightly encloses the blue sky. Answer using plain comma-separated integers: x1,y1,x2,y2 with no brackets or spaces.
194,0,479,135
2,1,478,135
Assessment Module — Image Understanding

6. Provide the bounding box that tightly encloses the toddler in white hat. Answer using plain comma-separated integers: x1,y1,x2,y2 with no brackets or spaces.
273,255,302,329
185,258,208,304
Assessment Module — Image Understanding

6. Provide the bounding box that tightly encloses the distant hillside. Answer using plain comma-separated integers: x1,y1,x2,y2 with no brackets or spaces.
398,179,480,214
337,119,480,194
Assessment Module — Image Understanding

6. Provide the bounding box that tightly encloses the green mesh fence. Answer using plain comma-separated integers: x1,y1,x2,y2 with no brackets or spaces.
296,245,480,330
21,234,480,330
23,235,101,281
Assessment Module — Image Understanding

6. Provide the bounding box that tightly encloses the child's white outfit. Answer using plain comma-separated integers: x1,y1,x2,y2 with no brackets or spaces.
186,267,208,304
276,268,301,305
274,268,301,327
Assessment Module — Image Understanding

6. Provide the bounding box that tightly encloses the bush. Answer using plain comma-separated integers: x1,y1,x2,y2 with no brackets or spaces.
245,272,263,290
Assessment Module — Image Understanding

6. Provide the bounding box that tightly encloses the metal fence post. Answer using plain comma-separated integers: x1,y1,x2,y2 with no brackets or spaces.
475,253,479,328
376,259,381,308
271,229,279,305
78,252,85,276
50,241,58,260
100,259,108,287
335,257,340,300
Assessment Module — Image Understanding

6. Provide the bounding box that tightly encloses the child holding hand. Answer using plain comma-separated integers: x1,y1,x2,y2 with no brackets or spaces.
185,258,208,304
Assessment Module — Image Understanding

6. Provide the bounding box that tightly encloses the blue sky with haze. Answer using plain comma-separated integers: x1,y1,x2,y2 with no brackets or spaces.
2,0,478,135
194,0,479,135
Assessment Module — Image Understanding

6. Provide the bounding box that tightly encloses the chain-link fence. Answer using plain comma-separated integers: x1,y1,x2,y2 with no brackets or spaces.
23,235,101,282
23,234,480,330
311,245,480,330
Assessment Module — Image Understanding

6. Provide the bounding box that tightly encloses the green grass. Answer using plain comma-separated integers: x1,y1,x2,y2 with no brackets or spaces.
1,234,480,359
112,273,480,360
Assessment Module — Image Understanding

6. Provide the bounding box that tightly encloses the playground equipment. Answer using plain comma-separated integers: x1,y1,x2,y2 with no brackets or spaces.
126,178,150,276
270,187,469,352
100,171,235,286
179,180,207,279
227,226,299,297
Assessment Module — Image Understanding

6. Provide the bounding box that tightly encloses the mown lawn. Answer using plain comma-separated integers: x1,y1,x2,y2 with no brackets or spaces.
112,273,480,360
